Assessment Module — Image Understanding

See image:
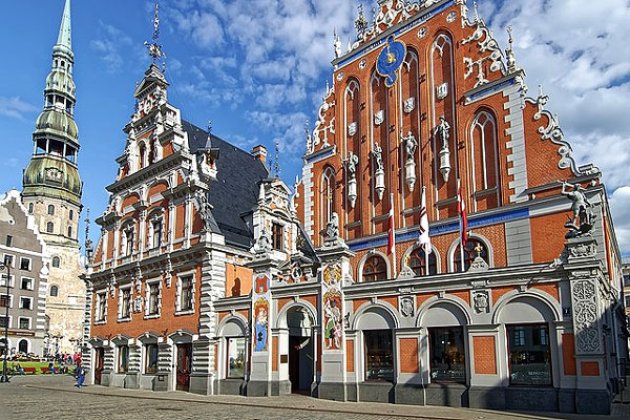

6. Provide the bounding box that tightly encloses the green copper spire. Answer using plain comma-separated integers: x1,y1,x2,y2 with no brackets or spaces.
56,0,72,50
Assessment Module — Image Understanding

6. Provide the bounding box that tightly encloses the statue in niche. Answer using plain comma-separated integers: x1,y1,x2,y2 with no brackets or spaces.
195,190,213,232
561,181,595,238
372,144,384,171
256,227,272,252
403,131,418,162
436,116,450,150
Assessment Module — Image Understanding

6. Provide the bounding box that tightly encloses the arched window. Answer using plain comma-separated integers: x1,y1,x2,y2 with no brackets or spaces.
47,205,55,215
139,143,147,169
50,285,59,297
69,209,74,220
453,238,489,272
363,255,388,282
321,167,336,227
470,110,500,210
408,247,438,276
46,222,54,233
67,226,72,238
28,203,34,214
52,256,61,268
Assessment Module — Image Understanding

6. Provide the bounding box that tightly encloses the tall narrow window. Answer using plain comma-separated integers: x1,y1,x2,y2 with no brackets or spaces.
0,294,10,308
50,285,59,297
52,256,61,268
362,255,387,282
227,337,246,378
122,227,135,256
96,292,106,321
147,283,160,316
507,324,551,386
69,209,74,220
118,345,129,373
150,218,162,249
321,167,336,227
46,222,54,233
47,205,55,215
28,203,34,214
429,327,466,383
67,226,73,238
5,235,12,247
179,276,193,312
272,223,283,251
120,288,131,319
470,110,500,210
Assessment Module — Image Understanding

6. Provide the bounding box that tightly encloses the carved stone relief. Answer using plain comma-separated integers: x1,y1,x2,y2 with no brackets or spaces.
571,279,601,354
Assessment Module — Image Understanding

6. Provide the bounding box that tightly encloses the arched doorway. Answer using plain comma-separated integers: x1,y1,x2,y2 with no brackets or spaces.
18,339,28,354
286,306,314,394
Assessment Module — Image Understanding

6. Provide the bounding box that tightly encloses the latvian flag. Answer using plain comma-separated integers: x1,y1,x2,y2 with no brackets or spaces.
457,180,468,246
387,193,396,256
418,186,432,253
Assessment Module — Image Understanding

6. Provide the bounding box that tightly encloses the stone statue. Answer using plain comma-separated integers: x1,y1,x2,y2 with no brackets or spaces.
346,153,359,178
195,190,213,232
403,131,418,162
436,116,450,150
325,212,340,242
334,33,342,59
561,181,595,238
372,144,384,171
256,227,272,252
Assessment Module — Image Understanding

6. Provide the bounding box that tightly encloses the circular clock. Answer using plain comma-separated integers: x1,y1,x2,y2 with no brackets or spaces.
376,36,406,88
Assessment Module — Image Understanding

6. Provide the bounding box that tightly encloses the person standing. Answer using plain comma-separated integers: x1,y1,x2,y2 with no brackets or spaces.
74,364,85,388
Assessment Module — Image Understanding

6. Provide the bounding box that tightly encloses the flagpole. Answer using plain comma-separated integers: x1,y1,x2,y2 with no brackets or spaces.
458,178,465,272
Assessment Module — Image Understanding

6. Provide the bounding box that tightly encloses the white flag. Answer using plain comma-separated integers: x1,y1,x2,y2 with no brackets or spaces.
418,186,432,253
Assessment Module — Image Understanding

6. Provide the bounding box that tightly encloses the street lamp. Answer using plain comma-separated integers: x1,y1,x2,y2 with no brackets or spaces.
0,261,11,383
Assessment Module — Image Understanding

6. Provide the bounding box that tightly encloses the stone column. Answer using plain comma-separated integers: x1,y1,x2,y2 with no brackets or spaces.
316,240,355,401
564,236,610,415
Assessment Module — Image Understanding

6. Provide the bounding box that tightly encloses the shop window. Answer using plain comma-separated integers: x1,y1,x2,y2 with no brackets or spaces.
118,345,129,373
226,337,246,378
507,324,552,386
408,247,438,276
362,255,387,282
453,238,488,272
364,329,394,382
145,343,158,374
429,327,466,383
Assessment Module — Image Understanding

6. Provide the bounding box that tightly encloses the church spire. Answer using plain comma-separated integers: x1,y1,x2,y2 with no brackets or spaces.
56,0,72,52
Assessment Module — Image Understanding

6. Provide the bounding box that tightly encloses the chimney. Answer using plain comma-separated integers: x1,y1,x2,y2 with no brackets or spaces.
251,145,267,163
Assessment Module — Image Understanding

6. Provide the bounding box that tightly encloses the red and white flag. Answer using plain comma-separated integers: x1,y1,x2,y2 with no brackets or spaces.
387,193,395,255
457,179,468,246
418,186,431,253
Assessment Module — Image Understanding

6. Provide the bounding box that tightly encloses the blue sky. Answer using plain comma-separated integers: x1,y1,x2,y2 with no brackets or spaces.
1,0,630,255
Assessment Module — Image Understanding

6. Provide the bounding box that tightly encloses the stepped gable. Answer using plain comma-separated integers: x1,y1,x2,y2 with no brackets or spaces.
182,120,269,248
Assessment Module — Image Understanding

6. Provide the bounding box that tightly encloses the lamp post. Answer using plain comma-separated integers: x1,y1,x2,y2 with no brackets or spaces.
0,262,11,383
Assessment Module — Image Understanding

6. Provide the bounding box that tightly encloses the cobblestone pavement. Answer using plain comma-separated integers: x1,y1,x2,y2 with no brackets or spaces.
1,375,629,420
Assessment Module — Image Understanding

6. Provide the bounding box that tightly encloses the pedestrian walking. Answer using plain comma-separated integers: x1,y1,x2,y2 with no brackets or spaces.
74,364,85,388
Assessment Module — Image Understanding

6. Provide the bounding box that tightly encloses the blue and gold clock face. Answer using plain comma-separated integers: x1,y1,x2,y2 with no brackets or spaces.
376,36,406,88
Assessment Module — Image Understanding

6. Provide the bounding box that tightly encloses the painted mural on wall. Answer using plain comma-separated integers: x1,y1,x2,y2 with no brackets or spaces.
252,274,270,352
322,264,343,350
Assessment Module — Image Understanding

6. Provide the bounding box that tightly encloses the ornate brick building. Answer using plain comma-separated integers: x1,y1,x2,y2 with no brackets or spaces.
84,0,626,415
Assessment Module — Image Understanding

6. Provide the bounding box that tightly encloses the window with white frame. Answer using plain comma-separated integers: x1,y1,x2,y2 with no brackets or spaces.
3,254,14,267
18,317,30,330
146,281,160,316
0,274,14,288
121,224,135,256
118,344,129,373
144,343,159,374
96,292,107,322
19,297,32,310
148,213,163,249
20,257,31,271
177,275,194,312
119,287,132,320
226,337,246,378
0,294,11,308
0,316,10,329
20,277,34,291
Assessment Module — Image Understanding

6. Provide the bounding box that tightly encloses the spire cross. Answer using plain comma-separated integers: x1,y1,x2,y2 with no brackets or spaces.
273,141,280,178
507,25,514,47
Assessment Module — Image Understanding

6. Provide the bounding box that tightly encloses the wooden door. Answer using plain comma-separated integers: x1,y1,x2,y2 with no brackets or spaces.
94,348,104,385
176,343,192,391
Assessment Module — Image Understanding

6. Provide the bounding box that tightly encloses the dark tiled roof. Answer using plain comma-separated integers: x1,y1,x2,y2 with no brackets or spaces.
182,120,269,249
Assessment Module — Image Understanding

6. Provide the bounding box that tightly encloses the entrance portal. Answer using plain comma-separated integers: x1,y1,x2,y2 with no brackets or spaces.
175,343,192,391
286,306,314,394
94,348,104,385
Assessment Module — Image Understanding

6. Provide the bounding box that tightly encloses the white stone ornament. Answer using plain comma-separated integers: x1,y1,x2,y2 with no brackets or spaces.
374,110,384,126
403,97,415,113
372,144,385,201
436,83,448,100
348,122,357,136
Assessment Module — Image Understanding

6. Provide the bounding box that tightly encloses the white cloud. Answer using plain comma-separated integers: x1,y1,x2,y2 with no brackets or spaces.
90,22,133,73
0,96,38,120
609,187,630,255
